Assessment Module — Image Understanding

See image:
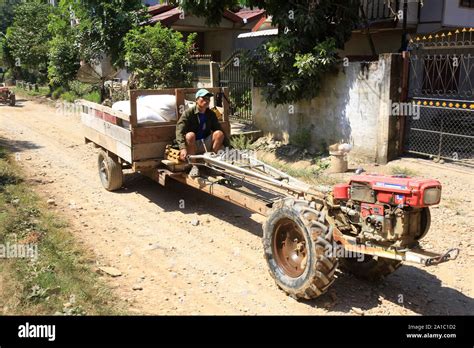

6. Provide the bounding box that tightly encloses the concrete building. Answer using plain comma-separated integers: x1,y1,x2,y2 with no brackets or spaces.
418,0,474,33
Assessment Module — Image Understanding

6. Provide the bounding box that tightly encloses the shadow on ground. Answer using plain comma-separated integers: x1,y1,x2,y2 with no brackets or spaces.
0,136,42,155
0,98,26,108
107,171,473,315
305,266,473,315
117,172,264,238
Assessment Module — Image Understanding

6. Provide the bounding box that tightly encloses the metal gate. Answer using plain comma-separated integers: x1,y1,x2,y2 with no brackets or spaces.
187,54,212,86
219,51,252,124
405,28,474,166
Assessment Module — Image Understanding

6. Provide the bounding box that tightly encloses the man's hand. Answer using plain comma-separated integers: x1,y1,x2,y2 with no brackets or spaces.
179,148,187,162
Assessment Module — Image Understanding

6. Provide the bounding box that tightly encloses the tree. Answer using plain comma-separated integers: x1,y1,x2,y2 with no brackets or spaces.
47,36,80,89
47,1,82,89
175,0,361,105
62,0,148,67
4,0,54,83
45,0,147,97
0,0,21,34
124,24,196,89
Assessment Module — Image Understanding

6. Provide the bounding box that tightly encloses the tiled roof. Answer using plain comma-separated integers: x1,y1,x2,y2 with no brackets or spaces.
147,5,266,26
148,4,174,16
149,6,182,26
234,9,265,22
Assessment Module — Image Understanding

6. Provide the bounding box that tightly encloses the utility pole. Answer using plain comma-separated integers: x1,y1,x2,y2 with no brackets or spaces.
400,0,408,52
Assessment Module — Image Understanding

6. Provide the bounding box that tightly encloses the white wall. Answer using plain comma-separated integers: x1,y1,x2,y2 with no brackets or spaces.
418,0,474,33
252,54,400,163
443,0,474,27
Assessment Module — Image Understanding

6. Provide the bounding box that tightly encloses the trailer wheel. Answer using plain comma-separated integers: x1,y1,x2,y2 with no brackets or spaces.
97,149,123,191
263,199,338,299
339,255,401,281
9,94,15,106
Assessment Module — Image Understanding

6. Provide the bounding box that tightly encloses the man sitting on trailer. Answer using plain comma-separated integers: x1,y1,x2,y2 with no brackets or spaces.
176,89,228,177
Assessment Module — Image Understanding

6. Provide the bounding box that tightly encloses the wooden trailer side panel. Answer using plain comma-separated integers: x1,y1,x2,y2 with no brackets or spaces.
80,101,133,163
79,87,231,166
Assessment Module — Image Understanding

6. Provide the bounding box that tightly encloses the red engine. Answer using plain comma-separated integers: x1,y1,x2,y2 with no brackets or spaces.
332,174,441,247
333,174,441,208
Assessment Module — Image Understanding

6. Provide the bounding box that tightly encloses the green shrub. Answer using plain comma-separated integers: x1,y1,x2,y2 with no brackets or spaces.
3,69,13,80
68,81,97,97
60,91,78,103
230,134,253,150
51,87,66,100
82,91,101,104
124,24,196,88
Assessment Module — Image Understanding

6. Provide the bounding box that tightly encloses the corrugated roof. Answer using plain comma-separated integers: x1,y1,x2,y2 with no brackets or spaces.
237,28,278,38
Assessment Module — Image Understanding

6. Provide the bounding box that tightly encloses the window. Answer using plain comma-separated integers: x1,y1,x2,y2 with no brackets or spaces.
460,0,474,8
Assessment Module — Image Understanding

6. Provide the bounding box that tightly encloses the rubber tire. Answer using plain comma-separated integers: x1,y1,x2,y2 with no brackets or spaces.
9,94,15,106
263,199,338,299
415,207,431,241
339,255,401,281
97,149,123,191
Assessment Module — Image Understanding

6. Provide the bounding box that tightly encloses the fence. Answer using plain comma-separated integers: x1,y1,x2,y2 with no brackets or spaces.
218,51,252,124
187,54,212,86
405,101,473,164
16,81,39,92
184,53,253,123
405,29,474,166
361,0,399,21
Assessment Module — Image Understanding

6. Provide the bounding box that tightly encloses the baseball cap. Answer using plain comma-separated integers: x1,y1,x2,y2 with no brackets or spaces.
195,89,213,99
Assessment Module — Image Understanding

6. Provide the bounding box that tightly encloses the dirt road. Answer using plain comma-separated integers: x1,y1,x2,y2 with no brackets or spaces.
0,97,472,315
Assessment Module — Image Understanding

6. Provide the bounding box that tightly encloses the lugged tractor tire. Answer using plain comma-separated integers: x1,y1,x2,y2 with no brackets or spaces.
9,94,15,106
262,198,338,300
97,149,123,191
339,255,402,281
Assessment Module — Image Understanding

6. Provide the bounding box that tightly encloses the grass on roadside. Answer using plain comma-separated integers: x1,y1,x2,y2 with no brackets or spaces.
13,84,101,104
0,144,123,315
258,154,339,186
230,134,254,150
12,86,50,98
